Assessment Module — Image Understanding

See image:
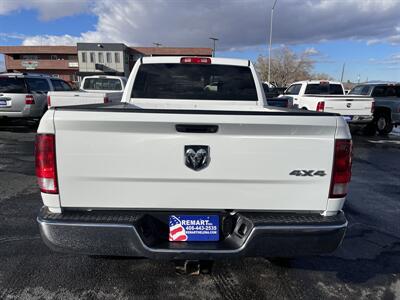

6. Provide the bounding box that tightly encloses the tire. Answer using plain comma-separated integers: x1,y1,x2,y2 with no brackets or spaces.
375,113,393,135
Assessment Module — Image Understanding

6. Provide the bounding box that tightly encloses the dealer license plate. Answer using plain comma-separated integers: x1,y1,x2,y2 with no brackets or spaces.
169,215,219,242
0,100,7,106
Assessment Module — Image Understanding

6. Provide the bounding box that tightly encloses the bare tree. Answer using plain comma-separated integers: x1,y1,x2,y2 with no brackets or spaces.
255,47,325,87
310,73,334,81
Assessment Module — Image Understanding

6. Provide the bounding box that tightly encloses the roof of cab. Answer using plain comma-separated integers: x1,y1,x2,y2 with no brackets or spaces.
83,75,127,80
291,80,343,85
0,72,53,78
141,56,251,67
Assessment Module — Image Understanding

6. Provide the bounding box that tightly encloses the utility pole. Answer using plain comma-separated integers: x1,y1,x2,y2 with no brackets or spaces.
209,37,219,57
268,0,278,85
153,43,162,47
340,63,345,82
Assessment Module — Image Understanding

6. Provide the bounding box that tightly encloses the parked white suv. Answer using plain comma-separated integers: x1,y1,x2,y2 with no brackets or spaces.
0,73,72,120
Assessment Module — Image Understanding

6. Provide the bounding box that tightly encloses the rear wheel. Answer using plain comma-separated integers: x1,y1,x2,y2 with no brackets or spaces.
375,113,393,135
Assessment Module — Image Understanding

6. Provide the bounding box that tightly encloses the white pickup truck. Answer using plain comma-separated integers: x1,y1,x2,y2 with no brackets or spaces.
47,75,127,107
282,80,374,124
36,57,351,260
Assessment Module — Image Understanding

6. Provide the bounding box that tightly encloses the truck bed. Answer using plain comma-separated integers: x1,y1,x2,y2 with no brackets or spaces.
47,91,122,107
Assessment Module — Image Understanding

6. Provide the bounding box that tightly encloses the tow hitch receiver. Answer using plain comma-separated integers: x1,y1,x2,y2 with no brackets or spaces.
174,260,214,275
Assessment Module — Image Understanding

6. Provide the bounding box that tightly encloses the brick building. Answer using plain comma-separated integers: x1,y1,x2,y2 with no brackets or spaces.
0,44,213,83
0,46,78,82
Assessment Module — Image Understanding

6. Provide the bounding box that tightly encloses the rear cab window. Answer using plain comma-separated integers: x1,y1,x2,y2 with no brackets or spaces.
26,78,50,93
132,64,258,101
83,78,122,91
51,79,72,91
371,85,400,98
0,77,28,93
305,83,344,95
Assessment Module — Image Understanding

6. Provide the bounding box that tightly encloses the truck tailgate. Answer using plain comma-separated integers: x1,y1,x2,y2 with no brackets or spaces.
54,109,337,212
48,91,111,107
317,96,372,116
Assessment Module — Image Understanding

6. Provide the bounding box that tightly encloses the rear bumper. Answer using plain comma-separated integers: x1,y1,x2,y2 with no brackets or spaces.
392,112,400,125
37,207,347,259
0,107,42,118
347,115,373,124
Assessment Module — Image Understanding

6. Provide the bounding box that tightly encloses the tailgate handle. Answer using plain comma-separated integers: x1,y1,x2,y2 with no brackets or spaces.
176,124,219,133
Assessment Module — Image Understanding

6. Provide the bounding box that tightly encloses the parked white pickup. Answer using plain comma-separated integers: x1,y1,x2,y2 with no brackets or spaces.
47,75,127,107
281,80,374,124
36,57,351,260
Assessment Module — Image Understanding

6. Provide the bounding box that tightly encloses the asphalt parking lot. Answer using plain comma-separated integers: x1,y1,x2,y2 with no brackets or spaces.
0,119,399,300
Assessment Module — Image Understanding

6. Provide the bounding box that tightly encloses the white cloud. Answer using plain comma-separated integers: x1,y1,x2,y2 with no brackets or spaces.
2,0,400,49
392,54,400,60
368,53,400,66
0,0,91,21
22,34,85,46
304,47,320,55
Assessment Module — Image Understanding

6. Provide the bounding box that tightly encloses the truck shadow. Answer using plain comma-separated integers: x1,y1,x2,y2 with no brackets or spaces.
0,119,38,133
286,221,400,284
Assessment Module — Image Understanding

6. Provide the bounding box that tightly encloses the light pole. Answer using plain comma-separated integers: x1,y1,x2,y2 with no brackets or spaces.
268,0,278,85
209,37,219,57
340,63,345,82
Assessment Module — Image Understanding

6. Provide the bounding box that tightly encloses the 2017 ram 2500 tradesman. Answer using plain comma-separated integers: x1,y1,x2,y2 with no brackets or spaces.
36,57,351,259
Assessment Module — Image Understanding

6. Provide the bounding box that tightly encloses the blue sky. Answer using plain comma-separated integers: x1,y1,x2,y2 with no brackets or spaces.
224,41,400,82
0,0,399,82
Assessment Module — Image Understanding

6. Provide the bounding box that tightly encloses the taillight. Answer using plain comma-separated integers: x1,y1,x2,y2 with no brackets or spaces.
330,139,352,198
371,101,375,113
47,95,51,107
180,57,211,64
25,95,35,105
35,134,58,194
316,101,325,112
104,96,109,103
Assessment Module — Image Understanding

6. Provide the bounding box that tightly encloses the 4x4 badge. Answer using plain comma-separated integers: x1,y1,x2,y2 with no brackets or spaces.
289,170,326,177
184,145,210,171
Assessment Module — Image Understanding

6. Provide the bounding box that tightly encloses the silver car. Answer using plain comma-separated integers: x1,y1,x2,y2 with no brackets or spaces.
0,73,72,120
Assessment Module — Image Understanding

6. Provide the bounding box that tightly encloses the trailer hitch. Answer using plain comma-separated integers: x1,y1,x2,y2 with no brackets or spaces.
174,260,214,275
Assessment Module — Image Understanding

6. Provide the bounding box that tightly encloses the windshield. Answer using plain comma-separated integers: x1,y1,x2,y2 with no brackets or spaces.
83,78,122,91
0,77,28,93
304,83,344,95
132,63,258,101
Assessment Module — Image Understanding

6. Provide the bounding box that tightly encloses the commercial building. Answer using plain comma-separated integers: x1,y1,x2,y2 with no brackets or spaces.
0,46,78,82
0,44,213,82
